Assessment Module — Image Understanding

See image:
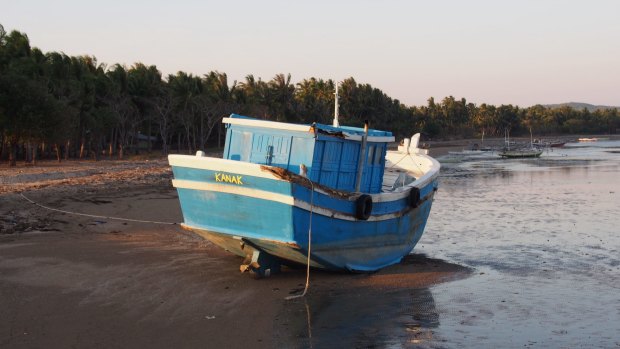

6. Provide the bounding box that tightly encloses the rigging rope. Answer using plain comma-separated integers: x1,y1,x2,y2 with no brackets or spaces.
286,180,314,300
409,153,424,173
19,192,177,225
388,152,409,168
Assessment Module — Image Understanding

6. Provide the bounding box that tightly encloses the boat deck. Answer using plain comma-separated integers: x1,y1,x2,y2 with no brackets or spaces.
381,167,410,192
381,152,430,192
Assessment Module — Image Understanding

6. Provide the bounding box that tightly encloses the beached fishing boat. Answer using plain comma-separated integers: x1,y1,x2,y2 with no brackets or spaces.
168,92,440,277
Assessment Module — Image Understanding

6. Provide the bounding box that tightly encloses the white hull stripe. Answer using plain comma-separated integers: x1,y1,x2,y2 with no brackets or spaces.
172,179,294,205
172,179,430,222
293,199,407,222
169,155,286,181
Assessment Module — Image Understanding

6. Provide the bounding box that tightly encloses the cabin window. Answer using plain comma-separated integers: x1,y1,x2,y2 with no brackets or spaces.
374,145,383,164
367,145,374,164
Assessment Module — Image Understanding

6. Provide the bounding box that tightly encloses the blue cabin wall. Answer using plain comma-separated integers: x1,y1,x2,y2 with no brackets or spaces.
311,135,387,194
363,143,387,193
223,117,389,194
224,124,315,175
310,137,358,192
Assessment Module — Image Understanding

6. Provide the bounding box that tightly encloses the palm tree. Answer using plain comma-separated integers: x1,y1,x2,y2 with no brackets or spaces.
294,77,335,124
154,85,175,155
106,64,138,159
267,73,295,122
128,63,162,153
168,71,202,153
238,74,269,118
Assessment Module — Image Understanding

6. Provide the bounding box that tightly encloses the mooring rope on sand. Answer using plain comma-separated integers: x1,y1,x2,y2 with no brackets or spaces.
19,192,177,225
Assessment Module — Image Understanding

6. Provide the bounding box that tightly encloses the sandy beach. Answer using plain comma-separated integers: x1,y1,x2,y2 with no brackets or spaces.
0,157,469,348
4,137,619,348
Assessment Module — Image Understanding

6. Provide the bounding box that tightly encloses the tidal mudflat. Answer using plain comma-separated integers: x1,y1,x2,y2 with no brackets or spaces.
274,141,620,348
412,140,620,348
1,140,619,348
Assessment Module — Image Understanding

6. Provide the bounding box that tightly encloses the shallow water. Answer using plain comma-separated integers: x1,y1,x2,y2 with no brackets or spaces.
280,141,620,348
419,141,620,348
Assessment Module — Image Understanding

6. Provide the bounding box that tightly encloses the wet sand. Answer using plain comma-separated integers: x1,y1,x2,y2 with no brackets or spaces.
3,139,619,348
423,140,620,348
0,160,469,348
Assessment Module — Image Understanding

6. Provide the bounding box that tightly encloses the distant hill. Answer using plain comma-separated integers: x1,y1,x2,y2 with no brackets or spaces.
543,102,619,111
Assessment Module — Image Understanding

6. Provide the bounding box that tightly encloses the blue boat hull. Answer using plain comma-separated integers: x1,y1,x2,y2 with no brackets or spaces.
170,156,438,272
181,192,435,272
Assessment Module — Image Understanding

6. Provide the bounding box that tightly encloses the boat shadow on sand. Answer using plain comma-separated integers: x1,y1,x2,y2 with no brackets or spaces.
274,255,471,348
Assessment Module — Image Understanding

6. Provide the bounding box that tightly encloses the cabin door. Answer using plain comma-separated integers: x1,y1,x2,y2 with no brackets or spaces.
249,133,292,167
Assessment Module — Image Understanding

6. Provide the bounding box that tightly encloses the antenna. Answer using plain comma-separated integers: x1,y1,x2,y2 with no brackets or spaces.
333,82,340,127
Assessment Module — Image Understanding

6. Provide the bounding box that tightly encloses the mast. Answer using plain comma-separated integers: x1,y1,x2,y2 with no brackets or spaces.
333,82,340,127
507,130,510,151
505,129,510,151
355,120,369,192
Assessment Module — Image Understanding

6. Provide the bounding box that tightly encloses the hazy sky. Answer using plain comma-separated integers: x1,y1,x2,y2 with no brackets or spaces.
3,0,619,107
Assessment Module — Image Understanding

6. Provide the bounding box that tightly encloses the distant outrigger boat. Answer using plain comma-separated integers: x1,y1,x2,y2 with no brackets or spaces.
498,149,543,158
499,128,542,159
168,88,440,276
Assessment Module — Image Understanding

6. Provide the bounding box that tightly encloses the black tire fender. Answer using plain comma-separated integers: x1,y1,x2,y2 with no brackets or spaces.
409,187,421,208
355,194,373,220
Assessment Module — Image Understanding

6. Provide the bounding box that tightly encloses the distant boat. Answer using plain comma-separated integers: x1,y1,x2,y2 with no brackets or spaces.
498,149,543,158
472,130,494,152
168,89,440,277
445,149,496,161
447,131,495,156
532,139,566,148
499,127,542,158
448,149,487,156
578,137,598,142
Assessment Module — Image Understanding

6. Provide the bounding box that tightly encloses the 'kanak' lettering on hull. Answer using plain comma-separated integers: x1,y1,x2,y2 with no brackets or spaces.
214,172,244,185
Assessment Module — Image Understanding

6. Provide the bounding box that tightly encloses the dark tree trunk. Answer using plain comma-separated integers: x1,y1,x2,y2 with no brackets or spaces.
54,144,61,162
25,142,32,165
64,139,70,161
9,141,17,167
147,118,152,153
79,137,85,159
0,140,5,163
31,143,37,165
185,129,192,155
87,139,92,160
94,138,101,161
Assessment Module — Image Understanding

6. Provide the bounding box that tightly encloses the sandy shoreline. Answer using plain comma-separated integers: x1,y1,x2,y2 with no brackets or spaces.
1,157,470,348
4,135,617,347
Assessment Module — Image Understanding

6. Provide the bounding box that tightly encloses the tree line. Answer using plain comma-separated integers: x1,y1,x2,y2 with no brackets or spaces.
1,24,619,166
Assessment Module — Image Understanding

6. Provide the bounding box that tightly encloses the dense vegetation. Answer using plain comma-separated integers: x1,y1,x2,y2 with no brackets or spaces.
1,25,619,166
